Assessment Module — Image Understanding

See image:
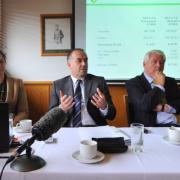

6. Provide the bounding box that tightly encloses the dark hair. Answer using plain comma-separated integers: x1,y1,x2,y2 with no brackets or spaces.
0,50,6,63
67,48,87,61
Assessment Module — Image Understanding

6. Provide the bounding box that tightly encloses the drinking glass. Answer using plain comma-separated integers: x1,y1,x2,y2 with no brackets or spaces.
130,123,144,152
9,113,14,137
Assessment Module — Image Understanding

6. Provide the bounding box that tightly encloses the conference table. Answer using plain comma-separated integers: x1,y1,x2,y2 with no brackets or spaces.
1,126,180,180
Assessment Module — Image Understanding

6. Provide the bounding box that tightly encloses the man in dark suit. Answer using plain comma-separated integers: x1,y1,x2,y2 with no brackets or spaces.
126,50,180,127
50,48,116,127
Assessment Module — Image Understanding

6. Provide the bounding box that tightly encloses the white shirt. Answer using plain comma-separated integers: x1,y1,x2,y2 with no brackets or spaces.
71,76,108,126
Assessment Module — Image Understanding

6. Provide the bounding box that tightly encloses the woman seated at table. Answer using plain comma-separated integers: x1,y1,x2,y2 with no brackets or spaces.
0,50,29,125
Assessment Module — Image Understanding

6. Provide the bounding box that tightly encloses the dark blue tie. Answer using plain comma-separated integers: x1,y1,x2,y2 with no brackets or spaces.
72,80,82,127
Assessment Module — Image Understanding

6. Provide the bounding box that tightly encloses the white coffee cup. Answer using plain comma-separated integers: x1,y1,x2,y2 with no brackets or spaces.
168,126,180,142
80,140,97,160
16,119,32,132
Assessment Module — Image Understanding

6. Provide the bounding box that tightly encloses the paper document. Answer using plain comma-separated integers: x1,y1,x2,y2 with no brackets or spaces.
78,126,131,145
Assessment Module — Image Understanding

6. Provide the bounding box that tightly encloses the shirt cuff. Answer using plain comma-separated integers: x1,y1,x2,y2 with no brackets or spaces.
167,105,176,114
99,104,108,116
153,84,165,92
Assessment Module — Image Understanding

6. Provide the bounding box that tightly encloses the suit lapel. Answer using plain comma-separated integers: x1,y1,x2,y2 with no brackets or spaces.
63,77,74,114
65,77,74,96
140,73,152,91
84,75,93,105
6,76,14,103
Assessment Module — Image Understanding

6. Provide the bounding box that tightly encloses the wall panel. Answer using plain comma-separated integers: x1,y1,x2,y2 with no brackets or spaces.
24,82,52,124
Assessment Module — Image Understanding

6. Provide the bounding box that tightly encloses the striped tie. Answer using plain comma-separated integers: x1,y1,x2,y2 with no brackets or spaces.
72,80,82,127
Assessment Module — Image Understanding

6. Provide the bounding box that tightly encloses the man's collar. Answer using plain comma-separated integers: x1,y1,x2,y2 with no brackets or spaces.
71,75,84,85
143,72,153,84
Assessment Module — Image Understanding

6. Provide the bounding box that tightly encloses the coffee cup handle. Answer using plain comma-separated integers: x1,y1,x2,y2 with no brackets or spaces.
16,123,21,128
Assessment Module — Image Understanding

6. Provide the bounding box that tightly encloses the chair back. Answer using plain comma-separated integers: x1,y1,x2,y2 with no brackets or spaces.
124,95,134,126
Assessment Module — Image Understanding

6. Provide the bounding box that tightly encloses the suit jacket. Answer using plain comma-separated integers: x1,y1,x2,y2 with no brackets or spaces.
6,75,29,124
49,74,116,126
126,73,180,127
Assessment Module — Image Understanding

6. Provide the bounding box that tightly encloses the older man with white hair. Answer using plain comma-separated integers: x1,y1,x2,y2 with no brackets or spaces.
126,50,180,127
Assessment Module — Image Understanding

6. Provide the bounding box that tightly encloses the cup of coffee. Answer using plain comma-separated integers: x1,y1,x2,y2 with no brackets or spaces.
80,140,97,160
168,126,180,142
16,119,32,132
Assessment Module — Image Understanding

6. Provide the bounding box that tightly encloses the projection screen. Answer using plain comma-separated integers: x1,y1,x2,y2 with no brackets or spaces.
74,0,180,83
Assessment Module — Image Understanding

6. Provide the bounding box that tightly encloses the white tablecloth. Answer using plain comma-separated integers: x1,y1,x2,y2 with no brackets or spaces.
1,127,180,180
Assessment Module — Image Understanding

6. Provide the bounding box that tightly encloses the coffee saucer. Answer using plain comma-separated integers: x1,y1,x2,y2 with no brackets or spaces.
163,136,180,145
13,127,32,133
72,151,105,164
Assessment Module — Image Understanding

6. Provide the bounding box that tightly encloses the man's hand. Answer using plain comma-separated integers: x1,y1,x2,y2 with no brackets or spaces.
154,104,163,112
163,104,170,112
60,90,74,113
91,88,107,110
153,103,170,112
153,71,165,86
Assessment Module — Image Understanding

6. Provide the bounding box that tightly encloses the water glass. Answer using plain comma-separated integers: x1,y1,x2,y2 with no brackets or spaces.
9,113,14,137
130,123,144,152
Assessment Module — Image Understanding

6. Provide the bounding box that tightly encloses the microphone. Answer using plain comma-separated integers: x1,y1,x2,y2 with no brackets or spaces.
6,107,67,164
32,106,68,141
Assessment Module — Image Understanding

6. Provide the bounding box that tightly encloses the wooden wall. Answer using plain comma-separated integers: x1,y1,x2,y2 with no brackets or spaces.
24,82,52,125
24,81,128,127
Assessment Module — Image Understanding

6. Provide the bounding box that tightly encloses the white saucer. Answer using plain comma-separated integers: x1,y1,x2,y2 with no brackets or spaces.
13,127,32,133
163,136,180,145
72,151,105,164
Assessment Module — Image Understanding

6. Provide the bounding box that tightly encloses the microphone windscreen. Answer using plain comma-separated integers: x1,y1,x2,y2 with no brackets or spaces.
32,107,68,141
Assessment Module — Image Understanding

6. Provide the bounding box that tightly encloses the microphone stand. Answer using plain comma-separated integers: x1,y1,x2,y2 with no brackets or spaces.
10,138,46,172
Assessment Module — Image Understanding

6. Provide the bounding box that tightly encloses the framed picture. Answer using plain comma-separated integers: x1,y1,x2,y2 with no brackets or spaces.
40,14,73,56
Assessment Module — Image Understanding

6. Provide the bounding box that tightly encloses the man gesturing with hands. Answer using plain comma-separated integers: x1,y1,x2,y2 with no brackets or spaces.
50,49,116,127
126,50,180,127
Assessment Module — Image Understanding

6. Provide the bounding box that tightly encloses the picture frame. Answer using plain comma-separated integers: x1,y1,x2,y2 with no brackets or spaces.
40,14,73,56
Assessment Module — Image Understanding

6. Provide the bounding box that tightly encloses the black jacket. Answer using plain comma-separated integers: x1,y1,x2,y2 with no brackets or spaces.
126,73,180,126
